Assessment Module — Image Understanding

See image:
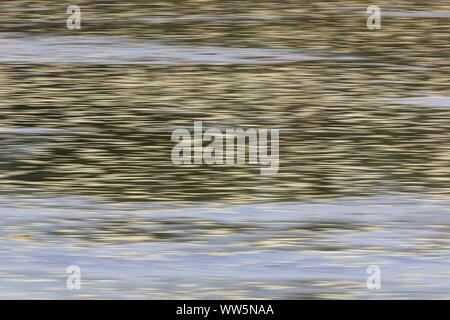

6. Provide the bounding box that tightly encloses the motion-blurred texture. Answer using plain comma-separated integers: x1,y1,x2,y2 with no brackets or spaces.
0,0,449,299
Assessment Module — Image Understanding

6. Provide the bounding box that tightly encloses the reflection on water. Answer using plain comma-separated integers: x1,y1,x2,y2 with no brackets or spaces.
1,60,448,203
0,34,364,64
0,0,449,299
0,194,449,299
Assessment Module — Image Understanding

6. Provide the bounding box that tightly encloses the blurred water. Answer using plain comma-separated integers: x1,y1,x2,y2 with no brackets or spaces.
0,0,449,299
0,34,363,64
0,194,448,299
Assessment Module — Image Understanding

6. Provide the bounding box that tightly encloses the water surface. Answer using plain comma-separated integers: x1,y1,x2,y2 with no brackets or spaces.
0,0,449,299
